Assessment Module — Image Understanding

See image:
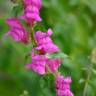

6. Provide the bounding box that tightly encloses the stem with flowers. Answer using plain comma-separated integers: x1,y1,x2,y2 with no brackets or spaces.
5,0,74,96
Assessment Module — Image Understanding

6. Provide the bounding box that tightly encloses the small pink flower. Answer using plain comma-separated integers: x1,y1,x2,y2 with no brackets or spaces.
25,51,47,75
56,75,74,96
56,75,71,90
5,17,29,44
22,0,42,26
35,29,59,54
47,58,61,73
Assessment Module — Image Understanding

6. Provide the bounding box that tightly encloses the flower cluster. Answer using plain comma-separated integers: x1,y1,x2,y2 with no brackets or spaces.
5,0,74,96
26,49,61,75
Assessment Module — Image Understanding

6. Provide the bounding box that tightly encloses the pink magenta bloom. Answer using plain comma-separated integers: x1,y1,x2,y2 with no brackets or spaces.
35,29,59,54
22,0,42,26
25,53,47,75
5,17,29,44
47,58,61,73
56,75,74,96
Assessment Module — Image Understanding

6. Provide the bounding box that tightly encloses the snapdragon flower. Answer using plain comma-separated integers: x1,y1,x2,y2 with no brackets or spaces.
22,0,42,26
35,29,59,54
26,54,47,75
5,17,29,44
25,49,61,75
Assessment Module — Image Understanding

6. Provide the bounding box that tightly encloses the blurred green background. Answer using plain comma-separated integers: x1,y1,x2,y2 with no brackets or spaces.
0,0,96,96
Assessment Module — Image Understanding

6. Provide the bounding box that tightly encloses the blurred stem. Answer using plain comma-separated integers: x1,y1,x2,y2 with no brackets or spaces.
30,28,37,47
27,24,37,47
83,73,90,96
83,59,93,96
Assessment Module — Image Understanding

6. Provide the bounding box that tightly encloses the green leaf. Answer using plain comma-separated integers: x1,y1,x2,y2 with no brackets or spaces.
69,0,80,6
20,90,29,96
84,84,95,96
46,52,68,59
91,68,96,75
83,0,96,13
39,74,56,96
79,78,85,84
11,4,23,17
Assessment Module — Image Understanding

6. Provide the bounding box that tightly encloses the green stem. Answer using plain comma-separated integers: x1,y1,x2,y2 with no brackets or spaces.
27,25,37,47
30,28,37,47
83,74,90,96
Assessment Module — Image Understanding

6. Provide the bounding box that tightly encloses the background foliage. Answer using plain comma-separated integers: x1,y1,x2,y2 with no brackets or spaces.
0,0,96,96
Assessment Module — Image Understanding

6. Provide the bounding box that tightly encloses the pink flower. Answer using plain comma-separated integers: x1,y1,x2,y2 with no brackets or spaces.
22,0,42,26
35,29,59,54
56,75,74,96
56,75,72,90
5,17,29,44
47,58,61,73
25,50,47,75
